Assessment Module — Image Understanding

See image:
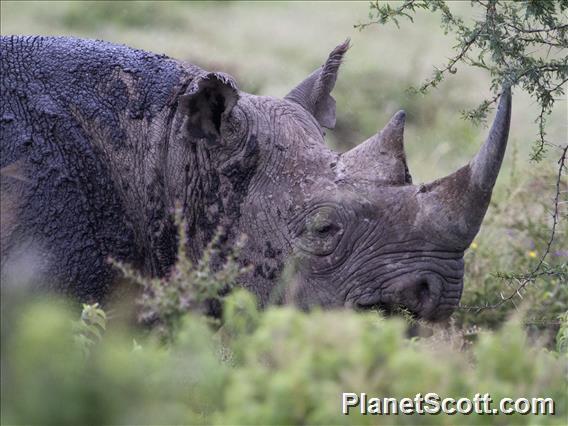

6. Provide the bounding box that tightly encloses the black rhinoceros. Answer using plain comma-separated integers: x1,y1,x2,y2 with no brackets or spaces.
0,36,510,320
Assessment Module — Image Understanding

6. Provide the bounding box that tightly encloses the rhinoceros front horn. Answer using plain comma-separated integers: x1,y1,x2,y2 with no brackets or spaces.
417,87,512,247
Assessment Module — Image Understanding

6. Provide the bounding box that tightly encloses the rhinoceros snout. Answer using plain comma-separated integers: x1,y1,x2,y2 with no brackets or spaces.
388,274,442,320
358,274,461,321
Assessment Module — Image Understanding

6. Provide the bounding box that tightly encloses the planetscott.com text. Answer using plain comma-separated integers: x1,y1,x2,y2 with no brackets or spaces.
342,392,555,416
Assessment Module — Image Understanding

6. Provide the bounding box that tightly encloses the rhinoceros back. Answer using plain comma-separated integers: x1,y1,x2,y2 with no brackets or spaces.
0,36,192,300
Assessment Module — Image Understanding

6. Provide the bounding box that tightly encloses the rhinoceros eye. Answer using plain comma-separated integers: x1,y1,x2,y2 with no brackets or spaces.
313,221,340,237
305,207,343,239
290,205,344,255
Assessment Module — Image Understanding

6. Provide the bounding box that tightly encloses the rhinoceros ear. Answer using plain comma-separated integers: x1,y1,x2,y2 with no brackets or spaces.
178,72,239,142
285,39,350,129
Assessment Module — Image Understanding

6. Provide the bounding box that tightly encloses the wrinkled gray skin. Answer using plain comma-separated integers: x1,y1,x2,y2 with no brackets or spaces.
1,36,511,320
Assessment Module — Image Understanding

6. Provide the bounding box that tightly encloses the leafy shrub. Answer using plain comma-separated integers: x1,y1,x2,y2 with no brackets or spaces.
113,221,249,343
73,302,107,358
1,291,566,425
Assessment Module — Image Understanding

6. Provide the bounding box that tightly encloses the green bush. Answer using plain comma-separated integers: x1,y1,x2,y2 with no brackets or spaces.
1,291,565,425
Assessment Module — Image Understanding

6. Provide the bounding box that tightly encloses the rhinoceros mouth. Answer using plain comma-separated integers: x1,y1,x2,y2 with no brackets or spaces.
354,274,459,321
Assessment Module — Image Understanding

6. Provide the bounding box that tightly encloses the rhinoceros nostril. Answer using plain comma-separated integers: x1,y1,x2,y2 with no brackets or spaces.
355,276,446,320
417,280,430,304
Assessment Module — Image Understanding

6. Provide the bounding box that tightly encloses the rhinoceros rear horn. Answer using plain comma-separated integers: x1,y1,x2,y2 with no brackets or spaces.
285,39,350,129
179,72,239,142
418,87,512,246
342,110,412,185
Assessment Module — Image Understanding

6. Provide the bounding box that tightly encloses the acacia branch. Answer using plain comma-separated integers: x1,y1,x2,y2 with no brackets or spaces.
505,22,568,34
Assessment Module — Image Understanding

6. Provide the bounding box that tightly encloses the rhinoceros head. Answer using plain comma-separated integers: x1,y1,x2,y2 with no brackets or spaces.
178,40,511,320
